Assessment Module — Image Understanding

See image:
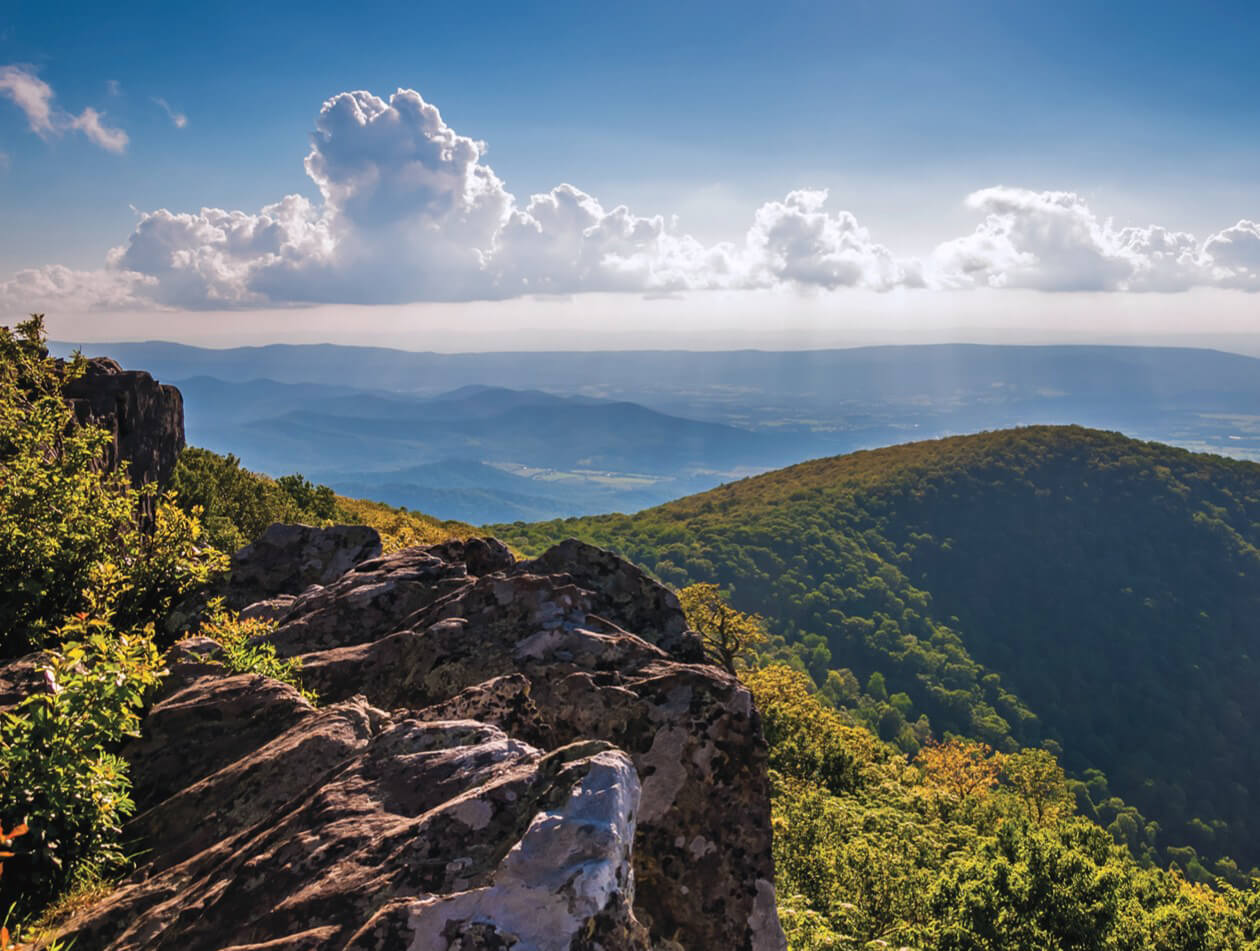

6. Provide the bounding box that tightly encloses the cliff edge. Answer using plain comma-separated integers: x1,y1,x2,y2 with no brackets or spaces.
54,531,786,950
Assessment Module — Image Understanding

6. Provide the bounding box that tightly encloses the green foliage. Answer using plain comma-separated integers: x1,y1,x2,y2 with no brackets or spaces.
776,897,847,951
170,447,335,553
273,473,340,522
916,737,1005,817
748,663,1260,950
0,316,224,658
198,601,315,703
0,316,136,655
1004,747,1074,824
678,582,769,674
0,315,224,922
496,425,1260,872
744,666,866,795
0,616,164,913
100,492,228,637
334,493,480,554
170,446,480,555
927,819,1135,951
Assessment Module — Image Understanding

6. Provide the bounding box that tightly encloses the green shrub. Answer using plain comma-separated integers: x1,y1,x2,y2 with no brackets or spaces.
0,315,224,920
170,448,342,553
274,474,340,522
0,614,164,912
1,318,136,655
199,601,315,703
171,446,481,556
0,316,225,657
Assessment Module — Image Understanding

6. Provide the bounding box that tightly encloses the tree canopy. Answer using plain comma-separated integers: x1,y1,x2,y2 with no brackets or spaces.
496,425,1260,879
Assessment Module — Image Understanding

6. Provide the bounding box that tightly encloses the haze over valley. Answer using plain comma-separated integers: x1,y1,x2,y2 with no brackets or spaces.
54,339,1260,521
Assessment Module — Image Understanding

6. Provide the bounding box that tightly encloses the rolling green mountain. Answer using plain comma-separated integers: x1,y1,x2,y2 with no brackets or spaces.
496,425,1260,871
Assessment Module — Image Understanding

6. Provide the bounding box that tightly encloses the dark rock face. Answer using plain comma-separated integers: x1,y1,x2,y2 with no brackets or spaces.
225,522,384,612
520,538,703,661
59,536,786,951
62,357,184,489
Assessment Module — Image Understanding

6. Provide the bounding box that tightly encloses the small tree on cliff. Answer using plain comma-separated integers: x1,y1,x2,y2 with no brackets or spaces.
677,582,768,674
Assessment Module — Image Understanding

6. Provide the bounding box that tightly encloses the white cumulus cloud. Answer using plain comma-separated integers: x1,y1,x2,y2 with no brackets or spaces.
0,265,155,313
107,196,334,307
1202,220,1260,290
2,87,1258,312
927,187,1257,293
73,88,919,308
931,187,1141,291
740,189,920,291
492,184,733,294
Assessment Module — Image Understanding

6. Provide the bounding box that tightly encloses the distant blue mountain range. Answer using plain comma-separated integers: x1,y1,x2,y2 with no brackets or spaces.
51,341,1260,521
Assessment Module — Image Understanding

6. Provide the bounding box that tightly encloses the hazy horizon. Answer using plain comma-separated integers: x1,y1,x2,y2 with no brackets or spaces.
46,331,1260,360
34,292,1260,358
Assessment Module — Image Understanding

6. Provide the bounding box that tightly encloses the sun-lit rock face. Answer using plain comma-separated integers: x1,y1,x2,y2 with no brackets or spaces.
57,535,786,951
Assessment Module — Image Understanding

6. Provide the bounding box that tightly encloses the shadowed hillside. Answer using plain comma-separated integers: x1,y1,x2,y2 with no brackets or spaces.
497,425,1260,871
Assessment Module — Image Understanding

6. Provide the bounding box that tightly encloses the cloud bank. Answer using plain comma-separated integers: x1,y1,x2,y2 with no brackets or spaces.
929,188,1257,292
0,65,128,153
2,85,1257,312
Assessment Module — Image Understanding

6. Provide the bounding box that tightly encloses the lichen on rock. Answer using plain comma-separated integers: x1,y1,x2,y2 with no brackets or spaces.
51,535,786,950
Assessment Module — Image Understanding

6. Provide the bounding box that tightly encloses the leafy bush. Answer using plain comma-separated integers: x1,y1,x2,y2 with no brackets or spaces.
198,601,315,703
170,447,479,556
0,316,224,657
170,448,332,553
274,474,340,522
0,616,164,912
0,318,137,655
0,315,220,920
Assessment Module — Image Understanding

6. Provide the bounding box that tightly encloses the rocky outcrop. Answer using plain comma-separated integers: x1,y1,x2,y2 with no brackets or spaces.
224,522,384,612
62,357,184,489
519,539,703,662
58,536,786,951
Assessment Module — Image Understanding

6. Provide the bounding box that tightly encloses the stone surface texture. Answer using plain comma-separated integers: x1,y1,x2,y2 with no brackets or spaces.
224,522,384,611
62,356,184,490
53,535,786,951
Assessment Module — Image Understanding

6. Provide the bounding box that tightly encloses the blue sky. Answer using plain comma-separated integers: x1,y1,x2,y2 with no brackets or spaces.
1,0,1258,346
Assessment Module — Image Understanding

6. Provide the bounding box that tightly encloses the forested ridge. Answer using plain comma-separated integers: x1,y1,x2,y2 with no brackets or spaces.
747,664,1260,949
496,425,1260,879
6,312,1260,947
